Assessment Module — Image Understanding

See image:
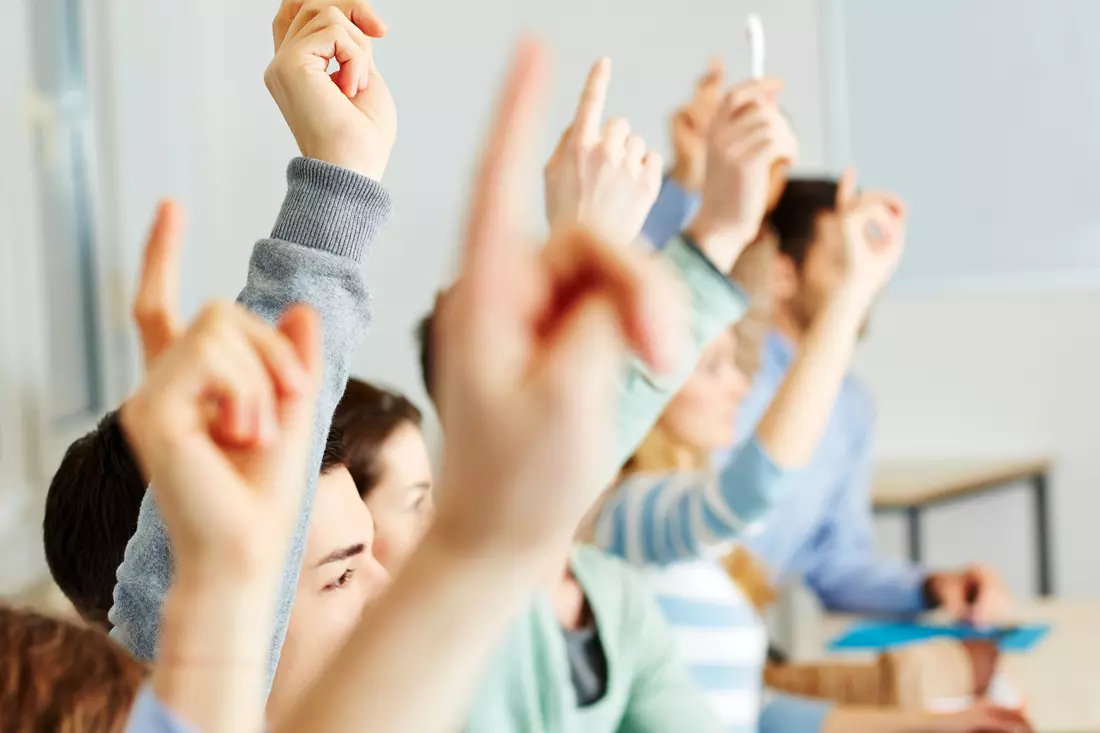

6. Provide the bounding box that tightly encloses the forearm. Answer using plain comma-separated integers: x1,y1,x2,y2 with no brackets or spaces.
596,439,788,565
820,706,942,733
152,571,279,733
110,159,391,686
612,236,747,468
754,287,864,467
810,556,927,615
276,530,541,733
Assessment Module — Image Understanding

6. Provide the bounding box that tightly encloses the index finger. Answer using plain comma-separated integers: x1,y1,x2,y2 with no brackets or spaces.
572,57,611,146
463,39,549,282
836,167,858,210
133,200,185,366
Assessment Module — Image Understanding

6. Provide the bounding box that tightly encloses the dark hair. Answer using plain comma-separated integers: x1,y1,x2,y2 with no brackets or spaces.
766,178,839,269
320,425,347,475
414,310,436,402
45,410,346,630
332,378,423,499
44,411,144,631
0,604,146,732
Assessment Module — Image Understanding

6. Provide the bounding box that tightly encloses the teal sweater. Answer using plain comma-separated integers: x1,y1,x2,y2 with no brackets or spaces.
466,546,719,732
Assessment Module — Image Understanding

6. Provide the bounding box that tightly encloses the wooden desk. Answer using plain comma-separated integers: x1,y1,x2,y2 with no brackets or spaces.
873,457,1054,595
815,599,1100,733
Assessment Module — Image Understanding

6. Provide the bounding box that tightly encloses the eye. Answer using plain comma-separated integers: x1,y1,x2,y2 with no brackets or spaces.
323,569,355,592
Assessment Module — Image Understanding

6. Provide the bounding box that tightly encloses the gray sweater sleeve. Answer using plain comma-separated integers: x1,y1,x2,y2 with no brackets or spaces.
109,157,392,691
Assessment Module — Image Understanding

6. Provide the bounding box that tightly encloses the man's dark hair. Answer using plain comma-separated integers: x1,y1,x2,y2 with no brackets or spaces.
766,178,839,269
45,410,346,631
332,378,423,499
414,310,436,402
44,411,144,631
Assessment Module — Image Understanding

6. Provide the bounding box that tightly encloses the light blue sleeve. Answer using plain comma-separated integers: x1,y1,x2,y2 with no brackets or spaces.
124,687,201,733
640,177,700,250
801,419,927,615
759,693,833,733
595,437,795,565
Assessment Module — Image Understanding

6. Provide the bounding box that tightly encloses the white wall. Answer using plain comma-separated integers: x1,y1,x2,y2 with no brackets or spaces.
858,289,1100,597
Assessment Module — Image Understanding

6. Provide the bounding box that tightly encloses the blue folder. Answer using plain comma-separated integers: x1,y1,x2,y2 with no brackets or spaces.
828,621,1050,652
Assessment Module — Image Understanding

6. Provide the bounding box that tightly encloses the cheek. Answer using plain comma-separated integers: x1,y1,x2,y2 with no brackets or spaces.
372,520,424,574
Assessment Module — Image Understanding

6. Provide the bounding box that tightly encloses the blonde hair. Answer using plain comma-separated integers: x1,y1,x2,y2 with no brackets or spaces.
623,233,781,612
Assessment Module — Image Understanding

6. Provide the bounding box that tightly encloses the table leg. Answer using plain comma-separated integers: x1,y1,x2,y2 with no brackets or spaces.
1033,472,1053,596
906,506,923,565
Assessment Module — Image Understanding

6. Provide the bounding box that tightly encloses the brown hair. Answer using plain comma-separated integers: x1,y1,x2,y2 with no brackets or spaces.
623,234,780,612
332,378,424,499
0,605,146,733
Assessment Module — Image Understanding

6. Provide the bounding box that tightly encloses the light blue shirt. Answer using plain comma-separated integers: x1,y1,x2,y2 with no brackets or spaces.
643,177,927,616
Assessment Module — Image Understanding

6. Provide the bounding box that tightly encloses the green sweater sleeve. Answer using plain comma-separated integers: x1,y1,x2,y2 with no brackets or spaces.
611,236,748,468
109,158,391,693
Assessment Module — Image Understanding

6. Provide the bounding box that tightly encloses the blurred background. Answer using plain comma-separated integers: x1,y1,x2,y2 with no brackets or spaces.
1,0,1098,635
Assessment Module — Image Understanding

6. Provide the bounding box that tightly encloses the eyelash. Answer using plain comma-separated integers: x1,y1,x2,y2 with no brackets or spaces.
324,569,355,592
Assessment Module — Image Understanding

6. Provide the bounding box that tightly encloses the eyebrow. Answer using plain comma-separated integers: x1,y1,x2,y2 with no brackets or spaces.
408,481,432,491
315,543,366,568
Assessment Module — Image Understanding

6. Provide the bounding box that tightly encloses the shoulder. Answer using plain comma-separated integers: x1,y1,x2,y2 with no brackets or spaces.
572,546,658,628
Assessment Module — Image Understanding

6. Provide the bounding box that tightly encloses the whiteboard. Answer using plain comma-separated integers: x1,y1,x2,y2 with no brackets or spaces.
827,0,1100,291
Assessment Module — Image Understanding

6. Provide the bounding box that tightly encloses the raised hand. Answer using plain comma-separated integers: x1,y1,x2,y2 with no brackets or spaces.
686,77,797,271
669,57,725,192
265,0,395,180
543,57,663,248
436,42,686,563
835,167,908,307
121,207,322,578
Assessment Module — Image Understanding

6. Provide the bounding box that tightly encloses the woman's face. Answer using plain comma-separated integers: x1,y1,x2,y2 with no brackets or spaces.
267,465,389,726
364,422,435,574
658,329,749,452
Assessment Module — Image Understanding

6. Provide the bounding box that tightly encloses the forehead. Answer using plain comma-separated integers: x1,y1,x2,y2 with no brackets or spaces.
375,423,433,484
305,466,373,565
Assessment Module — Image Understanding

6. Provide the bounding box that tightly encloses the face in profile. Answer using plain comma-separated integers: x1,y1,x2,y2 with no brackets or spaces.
362,421,434,573
267,465,389,726
658,329,749,452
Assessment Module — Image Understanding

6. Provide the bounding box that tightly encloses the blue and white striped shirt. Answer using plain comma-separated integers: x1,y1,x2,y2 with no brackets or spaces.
593,438,796,731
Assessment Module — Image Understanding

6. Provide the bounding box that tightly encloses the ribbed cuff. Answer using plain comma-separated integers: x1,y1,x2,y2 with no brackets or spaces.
270,157,393,262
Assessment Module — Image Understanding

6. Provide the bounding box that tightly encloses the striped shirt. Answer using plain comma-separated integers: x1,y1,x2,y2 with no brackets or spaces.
645,560,767,732
592,438,797,730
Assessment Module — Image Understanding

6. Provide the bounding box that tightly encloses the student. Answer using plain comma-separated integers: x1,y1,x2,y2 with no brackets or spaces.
595,162,908,727
109,0,397,684
642,71,1011,626
0,604,146,732
331,378,434,573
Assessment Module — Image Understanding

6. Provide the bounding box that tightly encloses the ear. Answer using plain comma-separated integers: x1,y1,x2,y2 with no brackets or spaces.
771,251,799,302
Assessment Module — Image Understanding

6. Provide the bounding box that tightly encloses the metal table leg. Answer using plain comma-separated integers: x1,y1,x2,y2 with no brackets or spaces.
906,505,923,565
1033,472,1053,596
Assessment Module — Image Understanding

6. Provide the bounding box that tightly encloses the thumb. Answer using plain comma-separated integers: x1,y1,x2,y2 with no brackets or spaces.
836,167,858,211
133,199,185,367
934,575,968,620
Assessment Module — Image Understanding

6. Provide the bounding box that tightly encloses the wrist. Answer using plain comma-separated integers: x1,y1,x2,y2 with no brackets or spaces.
669,160,705,192
823,282,875,328
684,212,754,272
